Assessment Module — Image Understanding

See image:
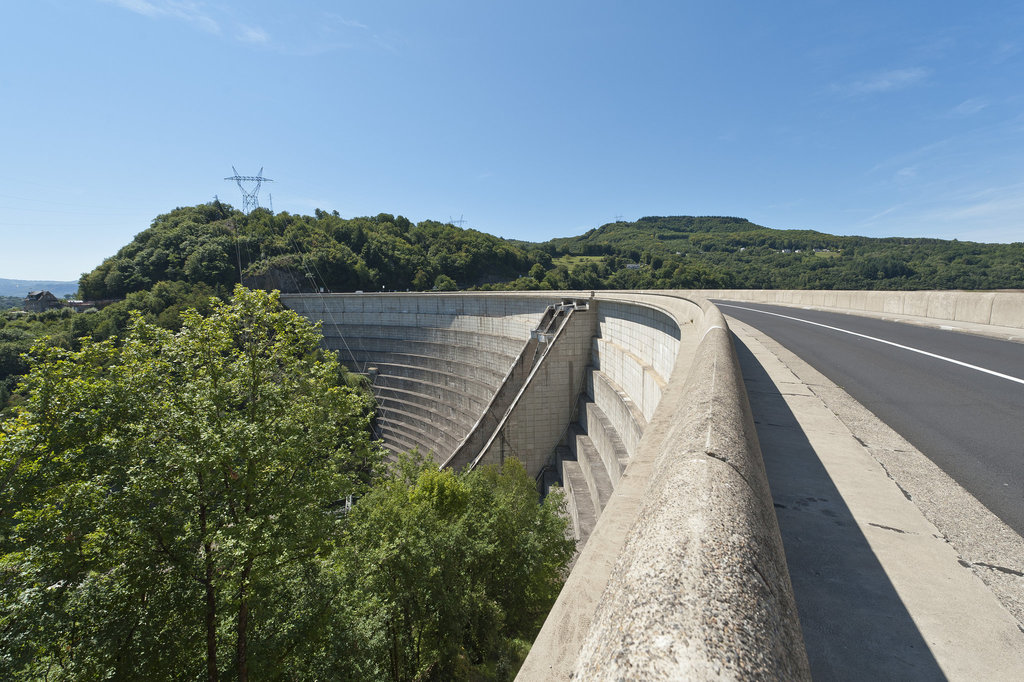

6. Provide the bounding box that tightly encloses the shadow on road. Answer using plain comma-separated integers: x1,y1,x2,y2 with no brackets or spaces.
733,335,946,681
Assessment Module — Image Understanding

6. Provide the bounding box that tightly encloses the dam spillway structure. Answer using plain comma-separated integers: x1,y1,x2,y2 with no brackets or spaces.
281,290,810,680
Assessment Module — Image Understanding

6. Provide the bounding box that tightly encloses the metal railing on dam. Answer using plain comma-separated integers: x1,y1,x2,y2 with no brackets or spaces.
283,291,811,680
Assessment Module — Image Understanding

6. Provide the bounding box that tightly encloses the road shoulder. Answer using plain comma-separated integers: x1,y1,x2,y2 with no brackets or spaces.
728,315,1024,680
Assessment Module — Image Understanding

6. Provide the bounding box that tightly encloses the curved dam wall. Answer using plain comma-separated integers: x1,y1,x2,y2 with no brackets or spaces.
283,291,809,679
283,293,558,459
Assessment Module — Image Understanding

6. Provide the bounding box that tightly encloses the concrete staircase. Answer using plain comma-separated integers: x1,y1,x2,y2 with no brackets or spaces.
557,366,645,550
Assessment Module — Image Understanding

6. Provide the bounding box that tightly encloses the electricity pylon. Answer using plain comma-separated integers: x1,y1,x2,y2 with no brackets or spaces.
225,166,273,214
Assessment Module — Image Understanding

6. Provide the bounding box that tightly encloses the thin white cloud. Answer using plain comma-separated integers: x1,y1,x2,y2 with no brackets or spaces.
937,182,1024,222
862,203,908,223
237,25,269,45
103,3,397,55
317,13,401,53
867,137,952,176
992,42,1021,64
950,98,989,117
834,67,929,96
104,0,161,17
101,0,220,34
324,14,369,31
857,180,1024,243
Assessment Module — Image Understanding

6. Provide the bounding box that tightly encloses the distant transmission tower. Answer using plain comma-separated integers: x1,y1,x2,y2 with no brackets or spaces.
225,166,273,214
450,214,467,227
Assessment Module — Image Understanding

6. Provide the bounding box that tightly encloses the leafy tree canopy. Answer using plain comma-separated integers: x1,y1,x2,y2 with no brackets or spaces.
0,288,574,681
1,287,385,680
337,455,574,681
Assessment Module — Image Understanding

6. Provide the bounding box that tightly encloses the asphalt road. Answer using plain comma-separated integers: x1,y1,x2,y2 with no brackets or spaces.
714,300,1024,536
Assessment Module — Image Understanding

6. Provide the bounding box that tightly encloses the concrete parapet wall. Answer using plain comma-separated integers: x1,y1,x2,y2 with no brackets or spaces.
518,294,808,680
696,289,1024,330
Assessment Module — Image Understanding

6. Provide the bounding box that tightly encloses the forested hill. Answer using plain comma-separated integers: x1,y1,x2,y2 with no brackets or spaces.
78,202,540,300
549,216,822,254
542,215,1024,291
76,203,1023,302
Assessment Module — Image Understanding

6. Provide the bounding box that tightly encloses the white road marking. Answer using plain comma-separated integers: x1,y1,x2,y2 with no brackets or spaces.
718,303,1024,386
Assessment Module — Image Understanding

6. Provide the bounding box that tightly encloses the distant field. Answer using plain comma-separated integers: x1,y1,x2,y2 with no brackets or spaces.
552,255,606,267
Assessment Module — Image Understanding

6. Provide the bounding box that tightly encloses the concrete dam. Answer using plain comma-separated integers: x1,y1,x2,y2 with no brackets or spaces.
284,289,1024,679
284,290,808,679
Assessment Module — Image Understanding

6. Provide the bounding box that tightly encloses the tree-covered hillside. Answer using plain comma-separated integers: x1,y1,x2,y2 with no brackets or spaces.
74,204,1024,302
78,202,541,300
538,215,1024,291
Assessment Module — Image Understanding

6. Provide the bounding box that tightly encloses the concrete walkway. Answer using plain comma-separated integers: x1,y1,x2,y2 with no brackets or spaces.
728,317,1024,681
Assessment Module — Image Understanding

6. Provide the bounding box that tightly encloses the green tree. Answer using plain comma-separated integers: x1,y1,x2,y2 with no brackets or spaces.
434,274,457,291
0,286,384,681
338,456,574,681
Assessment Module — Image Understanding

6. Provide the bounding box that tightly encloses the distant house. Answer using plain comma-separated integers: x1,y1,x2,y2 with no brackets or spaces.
23,290,62,312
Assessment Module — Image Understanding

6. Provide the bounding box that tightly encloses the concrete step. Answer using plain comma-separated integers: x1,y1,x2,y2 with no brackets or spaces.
376,392,477,434
374,385,480,425
561,458,596,548
370,361,500,393
587,367,647,459
375,406,460,457
341,336,520,367
578,397,629,487
570,424,614,514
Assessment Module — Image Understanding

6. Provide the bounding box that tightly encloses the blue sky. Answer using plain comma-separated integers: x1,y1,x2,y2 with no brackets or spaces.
2,0,1022,280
